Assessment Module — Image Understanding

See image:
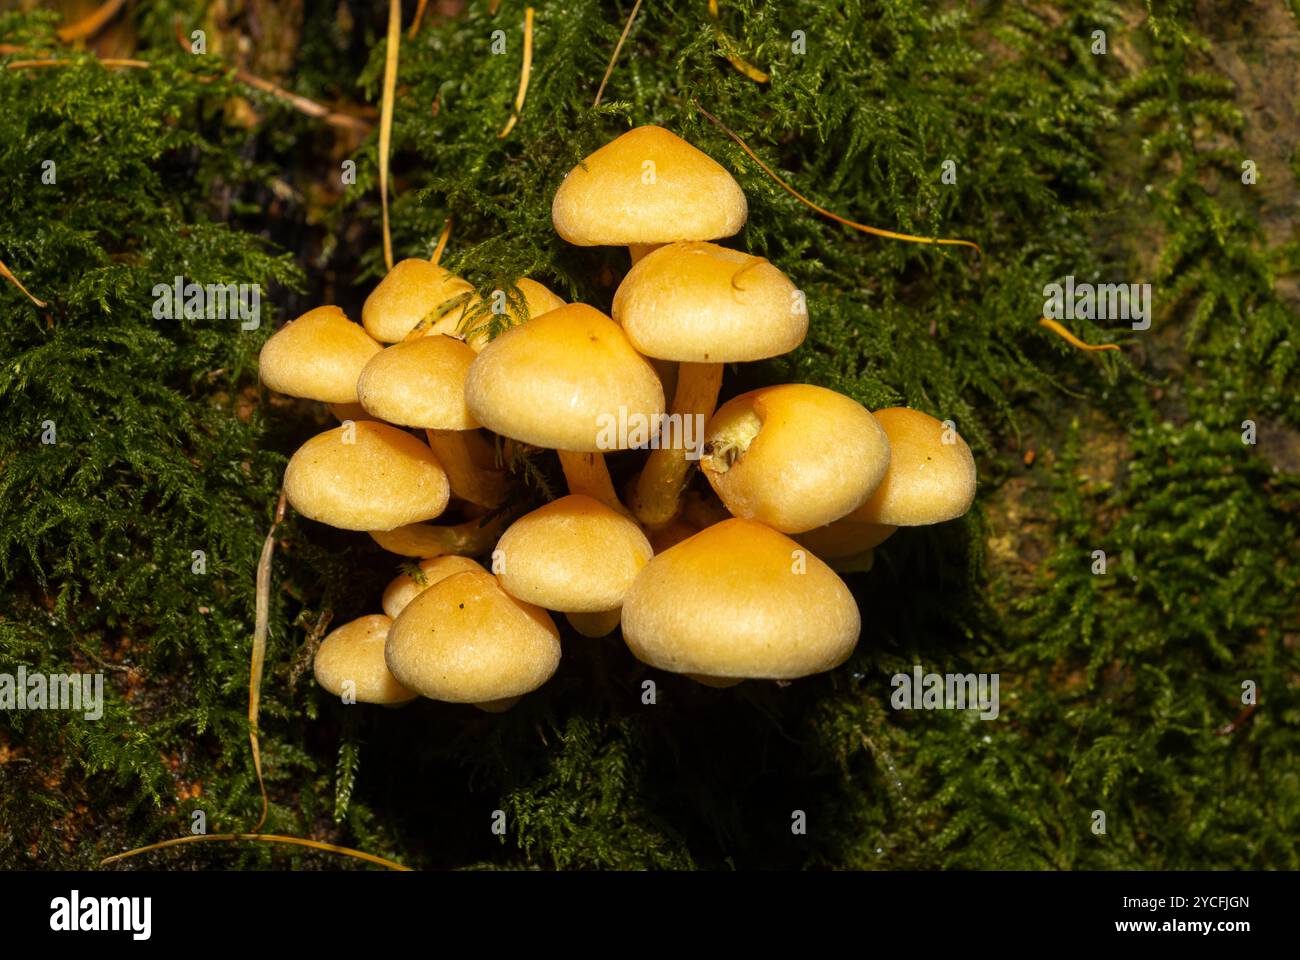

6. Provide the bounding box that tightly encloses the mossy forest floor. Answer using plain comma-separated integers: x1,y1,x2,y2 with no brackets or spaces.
1,1,1297,869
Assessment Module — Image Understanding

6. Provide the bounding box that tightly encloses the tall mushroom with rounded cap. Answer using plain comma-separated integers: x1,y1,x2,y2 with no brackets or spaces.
313,615,416,705
385,569,561,711
362,258,475,343
622,518,860,683
259,305,381,405
552,125,747,265
613,241,808,525
700,383,890,533
465,302,663,513
356,335,508,506
284,421,450,531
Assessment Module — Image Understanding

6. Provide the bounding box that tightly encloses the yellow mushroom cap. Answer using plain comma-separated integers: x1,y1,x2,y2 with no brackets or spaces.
622,518,861,680
258,306,381,404
701,384,890,534
313,615,417,705
361,259,475,343
381,555,487,619
385,570,561,703
329,401,382,424
465,303,664,452
552,126,747,247
462,278,568,352
566,608,623,638
496,494,653,612
795,519,898,560
356,335,479,430
847,407,977,526
613,242,806,362
284,421,450,531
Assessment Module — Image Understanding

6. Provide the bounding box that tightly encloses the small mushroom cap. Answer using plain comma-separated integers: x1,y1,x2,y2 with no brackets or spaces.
385,570,561,703
356,335,480,430
284,421,450,531
329,401,382,424
259,306,381,404
622,518,861,679
381,555,487,619
847,408,976,526
496,494,653,612
613,242,806,362
462,278,568,352
552,126,747,246
701,384,890,534
362,259,475,343
313,615,417,704
796,519,897,559
465,303,664,452
566,608,623,638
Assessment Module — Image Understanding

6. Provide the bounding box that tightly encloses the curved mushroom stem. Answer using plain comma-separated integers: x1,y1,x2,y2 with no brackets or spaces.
566,607,622,638
425,429,510,507
630,362,724,526
557,450,628,516
369,514,505,557
628,243,664,266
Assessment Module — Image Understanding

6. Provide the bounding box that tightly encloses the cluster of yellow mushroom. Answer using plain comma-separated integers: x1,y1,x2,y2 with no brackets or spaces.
258,125,977,711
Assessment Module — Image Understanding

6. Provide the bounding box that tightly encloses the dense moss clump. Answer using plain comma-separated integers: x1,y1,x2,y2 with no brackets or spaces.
1,1,1297,869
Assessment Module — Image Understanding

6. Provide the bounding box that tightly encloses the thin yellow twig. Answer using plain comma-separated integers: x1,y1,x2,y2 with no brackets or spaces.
695,104,981,253
408,0,430,39
593,0,643,108
237,70,371,132
1038,317,1121,351
707,0,769,84
100,833,411,871
0,258,47,307
168,19,373,132
498,7,534,139
7,57,148,69
249,489,287,833
379,0,403,271
57,0,127,42
431,218,452,265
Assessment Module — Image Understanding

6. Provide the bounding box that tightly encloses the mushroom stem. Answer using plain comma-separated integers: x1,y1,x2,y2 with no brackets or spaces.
628,243,664,266
369,514,505,557
566,608,622,638
557,450,627,515
425,429,510,507
630,362,724,526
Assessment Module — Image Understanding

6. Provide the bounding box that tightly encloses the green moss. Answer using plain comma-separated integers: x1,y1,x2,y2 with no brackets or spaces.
1,0,1296,870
